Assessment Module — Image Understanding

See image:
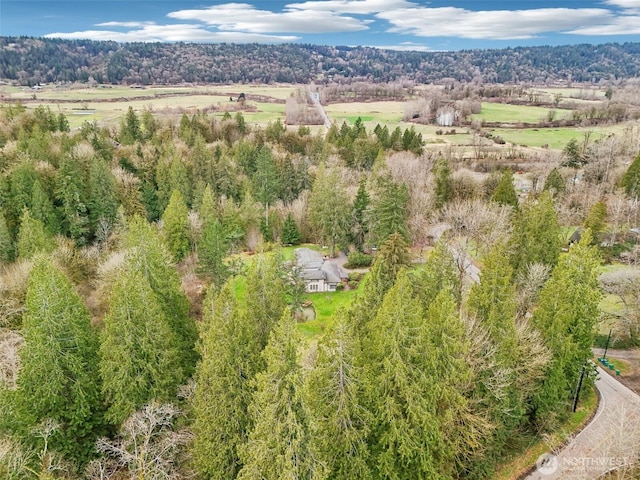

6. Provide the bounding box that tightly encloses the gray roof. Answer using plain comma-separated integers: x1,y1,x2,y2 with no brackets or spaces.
295,248,348,284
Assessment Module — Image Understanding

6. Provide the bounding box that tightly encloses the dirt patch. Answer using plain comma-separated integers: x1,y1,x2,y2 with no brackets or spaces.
594,348,640,395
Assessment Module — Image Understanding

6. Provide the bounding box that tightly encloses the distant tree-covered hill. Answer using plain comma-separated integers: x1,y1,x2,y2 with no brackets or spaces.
1,36,639,86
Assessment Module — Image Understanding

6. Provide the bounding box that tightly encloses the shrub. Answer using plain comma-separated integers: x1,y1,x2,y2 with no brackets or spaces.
344,251,372,268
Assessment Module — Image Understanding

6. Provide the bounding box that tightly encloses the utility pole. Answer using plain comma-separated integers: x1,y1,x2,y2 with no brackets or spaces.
572,363,587,413
602,329,612,360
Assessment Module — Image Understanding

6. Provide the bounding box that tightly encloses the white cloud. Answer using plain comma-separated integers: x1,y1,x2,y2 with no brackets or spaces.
95,21,156,28
377,7,613,40
567,15,640,35
369,42,433,52
285,0,416,14
44,24,298,43
167,2,370,34
603,0,640,8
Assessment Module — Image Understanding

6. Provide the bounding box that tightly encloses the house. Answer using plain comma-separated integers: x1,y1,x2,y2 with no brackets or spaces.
294,248,348,293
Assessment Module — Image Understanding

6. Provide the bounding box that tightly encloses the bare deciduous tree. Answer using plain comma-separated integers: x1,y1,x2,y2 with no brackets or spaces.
91,403,193,480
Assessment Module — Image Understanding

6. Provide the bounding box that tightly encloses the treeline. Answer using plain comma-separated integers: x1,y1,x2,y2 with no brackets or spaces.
2,37,640,86
0,103,635,479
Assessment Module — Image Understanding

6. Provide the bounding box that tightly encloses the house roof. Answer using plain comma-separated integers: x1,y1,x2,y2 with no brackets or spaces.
294,248,348,284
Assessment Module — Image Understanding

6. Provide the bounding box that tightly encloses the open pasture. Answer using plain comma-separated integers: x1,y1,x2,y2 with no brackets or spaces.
472,102,573,124
323,101,405,126
487,126,608,149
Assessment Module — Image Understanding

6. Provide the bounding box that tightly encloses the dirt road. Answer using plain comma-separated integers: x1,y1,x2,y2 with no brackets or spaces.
526,367,640,479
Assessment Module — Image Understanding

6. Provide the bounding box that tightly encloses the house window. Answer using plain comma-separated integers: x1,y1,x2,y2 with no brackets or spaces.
308,283,318,292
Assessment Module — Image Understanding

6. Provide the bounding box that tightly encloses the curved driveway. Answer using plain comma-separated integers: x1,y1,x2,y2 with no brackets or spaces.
526,367,640,479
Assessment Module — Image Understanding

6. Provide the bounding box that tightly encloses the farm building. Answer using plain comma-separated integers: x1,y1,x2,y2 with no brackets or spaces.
294,248,348,293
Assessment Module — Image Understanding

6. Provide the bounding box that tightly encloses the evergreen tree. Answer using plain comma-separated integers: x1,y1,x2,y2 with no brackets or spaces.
510,192,562,274
305,312,370,479
238,309,315,480
368,174,410,246
583,200,607,240
362,271,443,478
622,152,640,199
30,179,57,235
198,218,231,288
99,265,183,425
124,216,198,376
161,189,191,261
532,231,601,429
16,208,54,259
192,281,260,479
87,158,119,238
13,256,104,464
543,167,565,198
198,183,218,226
56,156,89,245
422,289,488,477
351,177,370,251
245,254,288,354
490,170,519,208
414,239,461,308
308,164,351,257
434,156,453,209
252,145,281,209
0,212,13,264
281,211,301,245
467,243,523,458
120,106,141,145
349,232,411,332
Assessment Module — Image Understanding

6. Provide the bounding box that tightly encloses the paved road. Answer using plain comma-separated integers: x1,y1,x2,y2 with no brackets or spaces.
307,88,332,129
526,367,640,479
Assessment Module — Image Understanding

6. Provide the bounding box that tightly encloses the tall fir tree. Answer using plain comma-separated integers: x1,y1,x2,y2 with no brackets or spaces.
368,174,410,246
510,192,562,275
192,281,260,479
305,311,371,479
362,271,444,479
198,218,231,288
124,216,198,376
349,232,411,332
490,170,519,209
281,211,301,245
87,158,119,238
622,152,640,199
99,265,183,425
161,189,191,261
16,208,54,260
0,212,13,264
543,167,565,198
56,156,90,245
308,163,351,257
351,177,370,251
434,156,453,209
238,309,315,480
532,231,601,429
13,256,104,464
245,254,288,355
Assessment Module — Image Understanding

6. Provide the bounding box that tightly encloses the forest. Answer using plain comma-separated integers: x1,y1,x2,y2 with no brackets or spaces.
2,37,640,86
0,98,639,479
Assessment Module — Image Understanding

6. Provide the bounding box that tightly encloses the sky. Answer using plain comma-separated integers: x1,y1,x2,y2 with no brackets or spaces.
1,0,640,51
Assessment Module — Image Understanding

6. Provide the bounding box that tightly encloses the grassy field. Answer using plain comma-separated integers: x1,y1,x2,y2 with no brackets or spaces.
324,101,405,126
487,127,608,149
297,288,360,338
471,103,573,124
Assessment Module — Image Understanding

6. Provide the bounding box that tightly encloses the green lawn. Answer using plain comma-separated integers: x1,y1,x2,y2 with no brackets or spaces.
297,287,360,338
